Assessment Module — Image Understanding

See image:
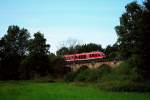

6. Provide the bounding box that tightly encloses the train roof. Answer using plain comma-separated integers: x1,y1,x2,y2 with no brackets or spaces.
64,51,104,56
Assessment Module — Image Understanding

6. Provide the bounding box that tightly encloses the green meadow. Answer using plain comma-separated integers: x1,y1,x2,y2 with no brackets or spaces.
0,82,150,100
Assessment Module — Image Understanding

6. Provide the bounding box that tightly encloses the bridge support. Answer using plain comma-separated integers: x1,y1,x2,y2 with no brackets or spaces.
67,61,122,71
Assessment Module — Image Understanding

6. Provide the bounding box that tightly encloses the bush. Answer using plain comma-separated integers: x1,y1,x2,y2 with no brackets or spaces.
96,64,112,82
74,69,90,82
96,62,146,92
65,65,89,82
64,71,78,82
65,64,112,82
97,64,112,76
74,68,98,82
98,81,150,92
96,62,142,82
112,61,142,82
65,61,148,92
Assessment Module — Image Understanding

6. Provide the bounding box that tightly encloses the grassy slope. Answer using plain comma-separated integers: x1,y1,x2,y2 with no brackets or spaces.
0,81,150,100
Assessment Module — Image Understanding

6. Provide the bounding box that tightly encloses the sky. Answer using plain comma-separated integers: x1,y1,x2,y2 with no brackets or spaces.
0,0,143,53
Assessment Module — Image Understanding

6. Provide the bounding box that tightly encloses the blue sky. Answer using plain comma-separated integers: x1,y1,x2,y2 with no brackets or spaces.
0,0,143,53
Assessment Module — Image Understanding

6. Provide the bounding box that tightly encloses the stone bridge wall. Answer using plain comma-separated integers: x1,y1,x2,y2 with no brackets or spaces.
67,61,122,71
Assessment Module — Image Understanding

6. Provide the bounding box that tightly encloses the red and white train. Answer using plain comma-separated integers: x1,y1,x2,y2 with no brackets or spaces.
64,51,106,62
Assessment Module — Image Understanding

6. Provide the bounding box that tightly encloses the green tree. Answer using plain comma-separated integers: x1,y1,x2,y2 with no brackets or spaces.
20,32,50,79
0,25,30,80
81,43,103,53
56,47,69,55
57,43,103,55
104,44,120,59
115,1,150,80
28,32,50,56
139,0,150,80
115,2,143,59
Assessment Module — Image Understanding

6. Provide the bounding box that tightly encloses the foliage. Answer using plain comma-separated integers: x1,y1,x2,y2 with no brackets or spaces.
0,25,30,80
64,65,88,82
20,32,51,79
115,1,143,59
64,71,78,82
139,0,150,80
0,26,59,80
74,68,96,82
104,44,120,59
97,64,112,76
65,64,112,82
28,32,50,56
57,43,103,55
115,1,150,80
65,61,147,92
113,61,142,82
98,81,150,92
49,54,70,78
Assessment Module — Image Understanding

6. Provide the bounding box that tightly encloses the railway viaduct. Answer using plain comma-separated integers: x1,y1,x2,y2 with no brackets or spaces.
66,60,123,71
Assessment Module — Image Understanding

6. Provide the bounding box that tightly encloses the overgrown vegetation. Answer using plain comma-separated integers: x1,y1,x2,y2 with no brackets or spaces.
65,62,150,92
0,25,119,81
0,0,150,93
0,26,68,80
115,0,150,80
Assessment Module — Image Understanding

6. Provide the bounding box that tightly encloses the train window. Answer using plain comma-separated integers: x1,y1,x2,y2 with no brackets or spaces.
71,56,74,59
89,54,95,57
66,57,68,60
66,57,69,60
79,55,81,59
78,55,86,59
81,55,83,59
75,56,78,59
68,57,70,60
82,55,86,59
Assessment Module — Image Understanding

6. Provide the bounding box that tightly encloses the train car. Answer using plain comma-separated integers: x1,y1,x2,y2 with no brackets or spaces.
64,51,106,62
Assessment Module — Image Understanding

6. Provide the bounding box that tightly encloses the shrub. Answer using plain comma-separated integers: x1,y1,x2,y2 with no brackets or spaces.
96,64,112,81
74,69,90,82
64,71,77,82
85,69,98,82
65,65,89,82
97,64,112,75
113,61,142,82
98,81,150,92
74,68,98,82
65,64,112,82
97,61,146,92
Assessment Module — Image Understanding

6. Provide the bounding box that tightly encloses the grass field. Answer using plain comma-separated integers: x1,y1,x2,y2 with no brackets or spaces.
0,81,150,100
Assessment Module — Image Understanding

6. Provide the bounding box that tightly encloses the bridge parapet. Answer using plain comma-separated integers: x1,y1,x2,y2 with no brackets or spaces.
66,60,123,71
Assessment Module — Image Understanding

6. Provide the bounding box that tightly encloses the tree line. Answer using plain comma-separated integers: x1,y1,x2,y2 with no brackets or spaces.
0,25,120,80
0,26,68,80
56,43,120,60
0,0,150,82
0,25,117,80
